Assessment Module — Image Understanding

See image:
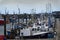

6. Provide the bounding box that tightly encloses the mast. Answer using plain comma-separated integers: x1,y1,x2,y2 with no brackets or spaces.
46,0,52,28
18,8,20,36
18,8,20,24
12,11,15,29
31,9,36,23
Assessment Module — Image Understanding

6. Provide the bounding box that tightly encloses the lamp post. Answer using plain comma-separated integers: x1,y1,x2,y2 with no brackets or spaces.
4,8,7,37
4,15,6,37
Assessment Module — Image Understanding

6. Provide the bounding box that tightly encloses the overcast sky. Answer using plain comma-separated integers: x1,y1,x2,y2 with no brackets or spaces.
0,0,60,14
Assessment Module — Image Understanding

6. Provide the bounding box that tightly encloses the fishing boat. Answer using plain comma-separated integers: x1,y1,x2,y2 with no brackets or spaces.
19,17,54,39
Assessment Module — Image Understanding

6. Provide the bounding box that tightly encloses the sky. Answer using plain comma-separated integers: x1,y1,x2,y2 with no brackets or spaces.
0,0,60,14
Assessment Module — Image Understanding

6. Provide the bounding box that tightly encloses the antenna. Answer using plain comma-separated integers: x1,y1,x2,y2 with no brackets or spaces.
30,9,36,23
13,11,15,14
0,12,1,14
31,9,36,14
5,8,9,15
5,8,7,15
46,0,52,13
18,8,20,14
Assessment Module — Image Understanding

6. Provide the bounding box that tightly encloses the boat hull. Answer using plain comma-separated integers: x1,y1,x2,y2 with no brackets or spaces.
20,33,54,39
21,33,48,39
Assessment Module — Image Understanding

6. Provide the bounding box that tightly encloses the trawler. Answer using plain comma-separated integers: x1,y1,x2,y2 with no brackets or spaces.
19,16,54,38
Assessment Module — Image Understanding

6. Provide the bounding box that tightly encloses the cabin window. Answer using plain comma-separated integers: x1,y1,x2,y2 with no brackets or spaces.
35,28,36,31
39,24,41,26
32,28,34,31
37,27,40,31
20,28,23,30
46,24,48,26
32,28,37,31
51,24,53,27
